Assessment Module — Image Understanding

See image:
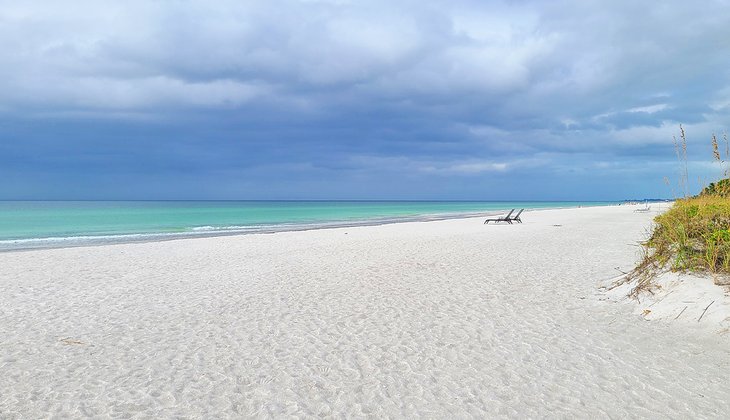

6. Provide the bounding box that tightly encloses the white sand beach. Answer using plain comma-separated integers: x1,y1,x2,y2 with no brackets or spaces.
2,204,730,418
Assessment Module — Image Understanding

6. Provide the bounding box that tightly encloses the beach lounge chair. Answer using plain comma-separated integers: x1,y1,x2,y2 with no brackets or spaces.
510,209,524,223
484,209,515,224
634,202,651,213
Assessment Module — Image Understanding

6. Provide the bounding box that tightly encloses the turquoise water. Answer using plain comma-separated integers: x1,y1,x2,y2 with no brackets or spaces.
0,201,614,250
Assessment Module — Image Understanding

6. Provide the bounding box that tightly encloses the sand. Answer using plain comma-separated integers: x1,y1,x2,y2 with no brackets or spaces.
2,204,730,418
606,265,730,334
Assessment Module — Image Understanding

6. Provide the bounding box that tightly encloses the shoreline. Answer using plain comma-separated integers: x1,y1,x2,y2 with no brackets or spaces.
0,203,619,253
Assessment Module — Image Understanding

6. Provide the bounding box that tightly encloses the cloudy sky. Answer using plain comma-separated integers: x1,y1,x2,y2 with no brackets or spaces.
2,0,730,200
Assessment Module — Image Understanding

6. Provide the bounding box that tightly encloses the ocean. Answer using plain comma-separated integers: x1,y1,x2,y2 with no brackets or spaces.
0,201,615,251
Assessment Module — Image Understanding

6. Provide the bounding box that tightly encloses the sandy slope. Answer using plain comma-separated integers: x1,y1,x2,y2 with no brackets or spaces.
606,270,730,335
1,204,729,418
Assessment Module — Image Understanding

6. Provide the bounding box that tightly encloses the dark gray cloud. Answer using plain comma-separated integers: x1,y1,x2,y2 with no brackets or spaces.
1,0,730,199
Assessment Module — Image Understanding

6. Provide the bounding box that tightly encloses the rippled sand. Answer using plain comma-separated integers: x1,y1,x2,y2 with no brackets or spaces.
2,204,729,418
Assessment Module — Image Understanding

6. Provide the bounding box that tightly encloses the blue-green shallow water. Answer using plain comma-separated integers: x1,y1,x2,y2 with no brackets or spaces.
0,201,615,250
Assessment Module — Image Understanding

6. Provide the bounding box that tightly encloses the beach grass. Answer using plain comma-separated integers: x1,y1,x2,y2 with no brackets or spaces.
628,127,730,295
630,195,730,295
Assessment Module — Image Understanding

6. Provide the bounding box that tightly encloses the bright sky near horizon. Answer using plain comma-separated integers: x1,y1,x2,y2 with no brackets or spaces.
2,0,730,200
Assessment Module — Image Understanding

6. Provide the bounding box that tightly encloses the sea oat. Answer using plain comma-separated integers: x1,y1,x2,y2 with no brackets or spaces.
722,133,730,178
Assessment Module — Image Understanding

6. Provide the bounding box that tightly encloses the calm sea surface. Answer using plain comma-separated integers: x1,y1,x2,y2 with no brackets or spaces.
0,201,615,250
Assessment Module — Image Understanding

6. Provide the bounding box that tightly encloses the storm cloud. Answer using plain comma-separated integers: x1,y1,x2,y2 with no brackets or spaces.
2,0,730,199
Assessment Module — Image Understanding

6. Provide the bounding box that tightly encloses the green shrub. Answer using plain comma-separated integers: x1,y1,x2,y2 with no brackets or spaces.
700,178,730,197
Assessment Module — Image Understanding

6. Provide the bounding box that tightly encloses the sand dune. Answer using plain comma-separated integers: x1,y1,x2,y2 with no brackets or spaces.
1,205,729,418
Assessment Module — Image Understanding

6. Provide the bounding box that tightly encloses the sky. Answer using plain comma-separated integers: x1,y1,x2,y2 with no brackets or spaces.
2,0,730,200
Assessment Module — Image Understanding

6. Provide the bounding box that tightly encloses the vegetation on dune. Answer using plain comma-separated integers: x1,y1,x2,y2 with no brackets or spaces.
628,128,730,295
630,196,730,295
647,196,730,271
